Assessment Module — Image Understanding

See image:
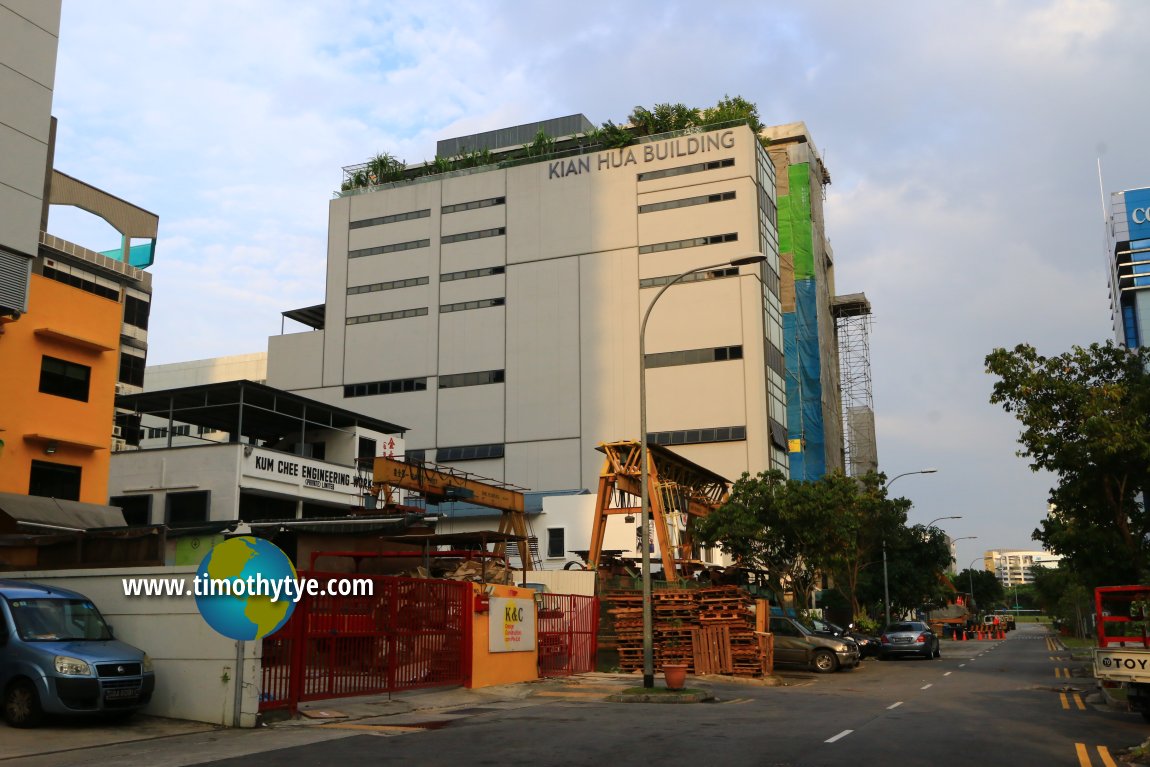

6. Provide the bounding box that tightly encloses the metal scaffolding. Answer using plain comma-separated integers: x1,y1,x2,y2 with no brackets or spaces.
832,294,877,477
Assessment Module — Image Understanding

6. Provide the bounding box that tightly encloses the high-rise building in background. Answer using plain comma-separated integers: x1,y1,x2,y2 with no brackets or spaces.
269,114,873,498
1104,186,1150,349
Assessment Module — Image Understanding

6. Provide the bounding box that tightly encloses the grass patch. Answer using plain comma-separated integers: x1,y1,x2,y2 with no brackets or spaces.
1061,637,1096,650
622,686,704,695
1015,615,1049,623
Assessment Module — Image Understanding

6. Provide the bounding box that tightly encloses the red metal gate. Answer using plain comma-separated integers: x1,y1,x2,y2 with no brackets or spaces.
537,594,599,677
260,574,471,712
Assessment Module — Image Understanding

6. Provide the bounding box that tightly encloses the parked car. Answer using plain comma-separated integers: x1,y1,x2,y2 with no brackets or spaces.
809,617,881,659
878,620,940,660
769,615,860,673
0,580,155,727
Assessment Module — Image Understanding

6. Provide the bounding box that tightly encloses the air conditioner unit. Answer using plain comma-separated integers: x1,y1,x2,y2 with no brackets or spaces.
112,425,123,438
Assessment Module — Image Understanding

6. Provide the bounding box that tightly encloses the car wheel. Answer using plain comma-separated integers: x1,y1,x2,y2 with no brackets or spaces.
933,642,941,659
3,679,43,728
813,650,839,673
921,645,933,660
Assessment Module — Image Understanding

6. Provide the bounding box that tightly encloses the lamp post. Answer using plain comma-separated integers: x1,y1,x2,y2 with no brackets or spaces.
638,253,766,689
967,556,982,610
880,468,939,627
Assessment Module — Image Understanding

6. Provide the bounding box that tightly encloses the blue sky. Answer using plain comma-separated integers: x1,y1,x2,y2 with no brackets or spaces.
47,0,1150,570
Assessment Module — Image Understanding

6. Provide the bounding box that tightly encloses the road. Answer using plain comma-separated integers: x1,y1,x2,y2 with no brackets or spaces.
6,623,1147,767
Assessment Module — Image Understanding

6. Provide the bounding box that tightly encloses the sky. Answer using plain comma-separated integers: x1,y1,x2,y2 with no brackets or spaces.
46,0,1150,571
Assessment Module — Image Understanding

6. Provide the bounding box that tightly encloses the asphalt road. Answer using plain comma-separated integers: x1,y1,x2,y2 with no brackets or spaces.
8,623,1148,767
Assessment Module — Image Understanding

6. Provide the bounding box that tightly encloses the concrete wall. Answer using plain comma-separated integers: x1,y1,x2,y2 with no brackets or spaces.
5,567,260,727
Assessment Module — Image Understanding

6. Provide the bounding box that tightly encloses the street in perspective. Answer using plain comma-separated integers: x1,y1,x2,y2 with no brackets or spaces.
4,2,1150,767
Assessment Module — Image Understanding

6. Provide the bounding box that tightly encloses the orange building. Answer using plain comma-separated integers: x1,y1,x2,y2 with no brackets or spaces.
0,273,123,502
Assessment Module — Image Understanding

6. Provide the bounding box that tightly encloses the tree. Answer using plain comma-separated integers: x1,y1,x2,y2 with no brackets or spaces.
692,470,820,607
955,568,1003,613
699,94,765,135
627,103,698,135
986,342,1150,589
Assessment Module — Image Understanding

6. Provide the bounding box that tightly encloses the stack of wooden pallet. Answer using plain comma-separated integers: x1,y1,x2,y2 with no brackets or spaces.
653,590,698,670
695,586,760,676
603,591,645,672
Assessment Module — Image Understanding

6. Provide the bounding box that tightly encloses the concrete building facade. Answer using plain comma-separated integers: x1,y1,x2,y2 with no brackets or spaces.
269,119,792,496
1105,185,1150,349
0,1,159,503
983,548,1063,587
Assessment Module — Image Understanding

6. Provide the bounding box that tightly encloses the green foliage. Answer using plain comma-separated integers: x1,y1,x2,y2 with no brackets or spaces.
694,470,948,617
367,152,406,184
1030,564,1093,637
520,129,556,159
627,103,699,136
592,120,635,149
954,567,1003,612
698,94,765,134
986,342,1150,589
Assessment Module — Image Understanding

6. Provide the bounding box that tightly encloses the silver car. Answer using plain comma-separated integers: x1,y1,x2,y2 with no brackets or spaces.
879,620,940,660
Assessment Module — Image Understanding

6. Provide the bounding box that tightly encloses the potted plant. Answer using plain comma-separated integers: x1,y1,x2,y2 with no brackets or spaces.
662,621,689,690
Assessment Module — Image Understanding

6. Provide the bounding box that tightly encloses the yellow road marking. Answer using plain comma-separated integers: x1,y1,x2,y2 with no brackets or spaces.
1075,742,1091,766
1055,668,1062,679
1098,746,1118,767
1063,667,1071,678
1074,693,1086,711
1060,693,1070,710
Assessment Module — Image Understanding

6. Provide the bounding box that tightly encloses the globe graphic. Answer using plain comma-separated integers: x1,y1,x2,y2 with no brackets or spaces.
194,536,298,641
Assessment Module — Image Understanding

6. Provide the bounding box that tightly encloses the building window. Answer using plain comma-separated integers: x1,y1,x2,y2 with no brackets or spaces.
640,267,739,290
348,238,430,259
110,495,152,526
123,294,150,330
440,297,504,313
436,443,505,462
346,307,429,325
768,418,788,450
441,227,505,245
28,460,82,501
637,157,734,182
166,490,210,527
546,528,565,559
405,448,427,462
348,276,429,295
146,426,168,440
349,208,430,230
344,377,429,397
39,356,91,402
441,266,505,282
41,265,120,301
442,196,505,214
118,351,146,388
647,426,746,447
358,437,377,461
438,369,505,389
645,345,742,369
638,190,735,214
766,340,785,377
638,232,737,255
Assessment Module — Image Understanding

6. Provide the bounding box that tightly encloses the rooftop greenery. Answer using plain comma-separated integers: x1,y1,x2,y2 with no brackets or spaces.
340,95,767,194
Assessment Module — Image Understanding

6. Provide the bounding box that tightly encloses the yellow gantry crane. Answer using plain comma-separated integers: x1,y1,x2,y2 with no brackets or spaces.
370,456,533,570
588,440,731,580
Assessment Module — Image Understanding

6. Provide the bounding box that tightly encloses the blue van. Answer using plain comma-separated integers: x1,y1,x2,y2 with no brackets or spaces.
0,580,155,727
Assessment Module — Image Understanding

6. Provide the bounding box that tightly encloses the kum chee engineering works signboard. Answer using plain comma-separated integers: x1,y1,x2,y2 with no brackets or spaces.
489,597,536,653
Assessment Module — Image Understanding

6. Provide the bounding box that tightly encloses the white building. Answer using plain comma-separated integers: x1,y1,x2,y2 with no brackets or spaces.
110,380,405,526
983,549,1063,587
269,117,790,501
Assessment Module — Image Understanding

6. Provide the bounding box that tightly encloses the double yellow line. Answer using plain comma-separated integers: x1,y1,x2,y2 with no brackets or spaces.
1075,743,1117,766
1059,691,1085,710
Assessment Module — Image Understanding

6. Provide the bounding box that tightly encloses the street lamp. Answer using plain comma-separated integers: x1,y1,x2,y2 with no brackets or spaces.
925,515,961,529
880,468,939,627
967,556,982,610
638,253,766,689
